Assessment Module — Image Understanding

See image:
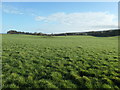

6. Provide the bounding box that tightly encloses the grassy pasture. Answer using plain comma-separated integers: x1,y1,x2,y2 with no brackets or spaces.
2,34,120,88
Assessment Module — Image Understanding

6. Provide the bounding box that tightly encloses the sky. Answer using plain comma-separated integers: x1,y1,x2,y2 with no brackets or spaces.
2,2,118,33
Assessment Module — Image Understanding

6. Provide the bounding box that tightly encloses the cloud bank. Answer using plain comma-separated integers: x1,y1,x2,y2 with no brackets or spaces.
35,12,118,33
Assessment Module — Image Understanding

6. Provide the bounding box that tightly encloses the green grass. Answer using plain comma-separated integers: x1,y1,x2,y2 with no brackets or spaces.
2,34,120,88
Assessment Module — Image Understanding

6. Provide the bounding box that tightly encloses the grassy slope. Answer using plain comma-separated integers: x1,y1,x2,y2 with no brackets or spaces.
2,34,120,88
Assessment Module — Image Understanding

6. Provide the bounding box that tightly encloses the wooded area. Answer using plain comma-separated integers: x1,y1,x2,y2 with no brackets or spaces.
7,29,120,37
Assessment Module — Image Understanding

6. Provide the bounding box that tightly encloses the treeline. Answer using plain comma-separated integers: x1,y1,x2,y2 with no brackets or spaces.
54,29,120,37
7,30,48,36
85,29,120,37
7,29,120,37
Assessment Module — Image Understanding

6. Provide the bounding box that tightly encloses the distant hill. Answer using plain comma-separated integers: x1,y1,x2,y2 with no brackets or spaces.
7,29,120,37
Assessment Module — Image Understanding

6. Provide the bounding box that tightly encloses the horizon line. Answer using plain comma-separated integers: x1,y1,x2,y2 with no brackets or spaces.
2,28,119,34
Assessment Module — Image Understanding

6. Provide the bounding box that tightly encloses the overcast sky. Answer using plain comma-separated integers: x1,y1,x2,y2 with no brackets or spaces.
2,2,118,33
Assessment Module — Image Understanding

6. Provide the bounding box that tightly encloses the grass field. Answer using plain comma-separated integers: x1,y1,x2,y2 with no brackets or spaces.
2,34,120,88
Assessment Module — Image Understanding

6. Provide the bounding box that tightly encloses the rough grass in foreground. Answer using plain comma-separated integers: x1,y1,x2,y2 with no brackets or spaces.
2,34,120,88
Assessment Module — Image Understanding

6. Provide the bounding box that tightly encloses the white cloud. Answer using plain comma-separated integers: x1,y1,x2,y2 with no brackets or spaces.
35,12,118,33
2,4,24,15
35,16,46,21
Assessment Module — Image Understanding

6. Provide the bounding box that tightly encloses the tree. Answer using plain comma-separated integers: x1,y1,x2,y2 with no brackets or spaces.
7,30,18,34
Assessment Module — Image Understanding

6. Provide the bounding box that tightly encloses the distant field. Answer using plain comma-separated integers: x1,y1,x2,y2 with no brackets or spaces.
2,34,120,88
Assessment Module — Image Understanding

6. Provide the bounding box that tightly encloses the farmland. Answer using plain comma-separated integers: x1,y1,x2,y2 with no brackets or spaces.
2,34,120,88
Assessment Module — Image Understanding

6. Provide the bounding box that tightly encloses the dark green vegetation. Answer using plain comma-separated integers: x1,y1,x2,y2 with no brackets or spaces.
7,29,120,37
2,34,120,88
